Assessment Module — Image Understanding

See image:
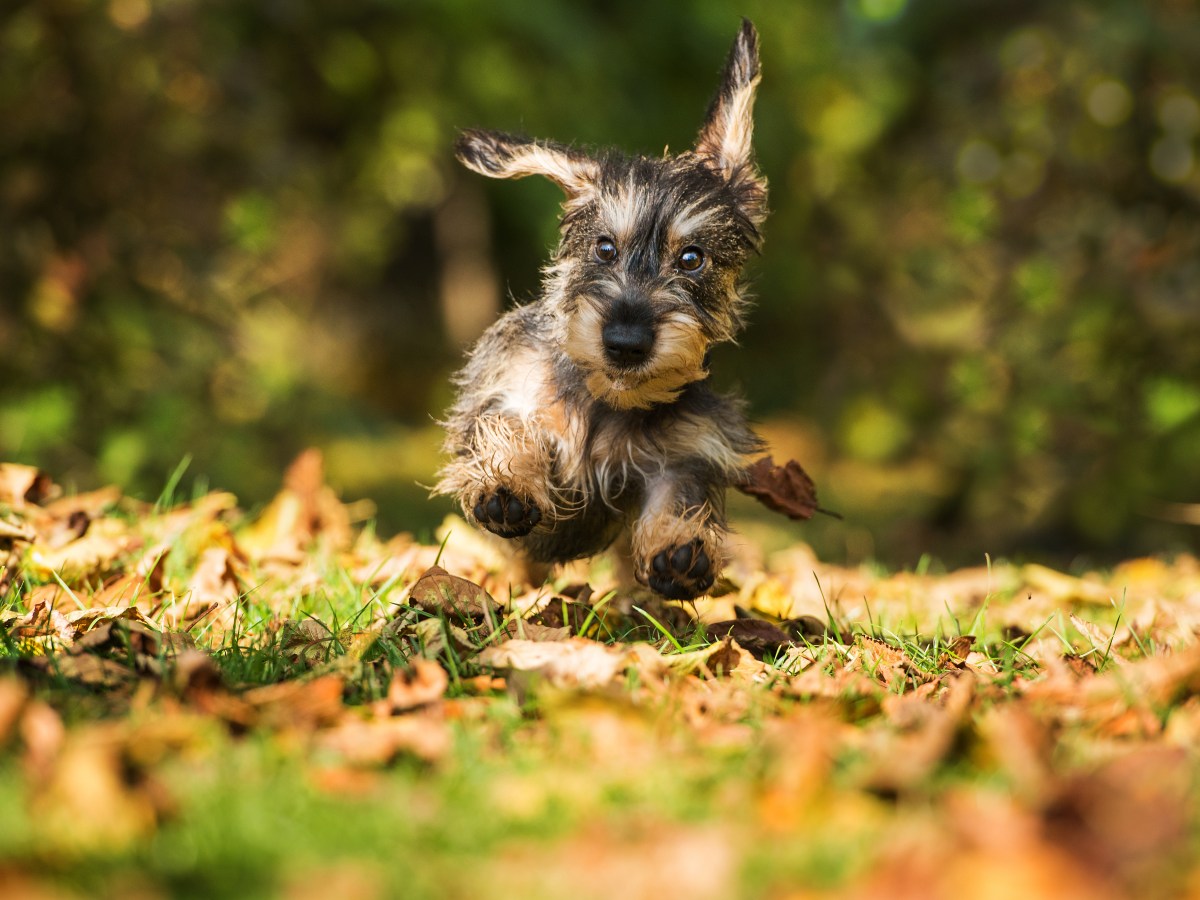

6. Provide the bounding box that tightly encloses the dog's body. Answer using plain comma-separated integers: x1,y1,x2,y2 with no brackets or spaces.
437,21,768,600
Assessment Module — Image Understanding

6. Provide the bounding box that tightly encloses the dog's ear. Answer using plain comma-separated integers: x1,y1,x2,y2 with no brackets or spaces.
695,20,767,223
455,129,599,199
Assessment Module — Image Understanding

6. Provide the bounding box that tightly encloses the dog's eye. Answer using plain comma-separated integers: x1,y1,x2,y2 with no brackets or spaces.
677,246,706,273
594,238,618,263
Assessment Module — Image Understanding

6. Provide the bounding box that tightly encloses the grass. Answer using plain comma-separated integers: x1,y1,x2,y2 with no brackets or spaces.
3,467,1200,899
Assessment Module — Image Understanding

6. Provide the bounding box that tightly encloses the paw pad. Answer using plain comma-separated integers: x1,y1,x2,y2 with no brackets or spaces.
473,487,541,538
647,538,714,600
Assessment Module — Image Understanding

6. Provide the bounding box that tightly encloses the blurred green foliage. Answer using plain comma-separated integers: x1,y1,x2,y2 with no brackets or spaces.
2,0,1199,565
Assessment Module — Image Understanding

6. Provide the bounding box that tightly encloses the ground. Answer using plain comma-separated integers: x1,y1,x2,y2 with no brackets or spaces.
2,451,1199,900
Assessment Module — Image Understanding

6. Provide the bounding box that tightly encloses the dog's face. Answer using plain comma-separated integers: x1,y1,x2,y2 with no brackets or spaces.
456,21,767,410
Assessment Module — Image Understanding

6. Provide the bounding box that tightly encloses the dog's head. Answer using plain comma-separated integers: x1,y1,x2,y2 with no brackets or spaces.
455,20,767,410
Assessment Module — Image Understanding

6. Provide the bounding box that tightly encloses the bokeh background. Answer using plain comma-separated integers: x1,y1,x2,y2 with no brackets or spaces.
2,0,1198,568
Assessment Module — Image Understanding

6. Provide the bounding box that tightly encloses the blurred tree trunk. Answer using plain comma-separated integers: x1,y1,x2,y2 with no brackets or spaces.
435,181,499,346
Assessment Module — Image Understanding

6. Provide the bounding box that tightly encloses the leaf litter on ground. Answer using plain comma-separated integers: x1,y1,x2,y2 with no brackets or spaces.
2,451,1200,898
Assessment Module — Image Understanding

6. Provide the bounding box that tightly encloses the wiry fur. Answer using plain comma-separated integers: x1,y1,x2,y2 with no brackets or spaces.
436,20,769,600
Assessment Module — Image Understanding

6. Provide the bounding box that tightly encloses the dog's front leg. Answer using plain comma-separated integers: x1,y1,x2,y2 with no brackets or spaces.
438,410,563,539
631,473,728,600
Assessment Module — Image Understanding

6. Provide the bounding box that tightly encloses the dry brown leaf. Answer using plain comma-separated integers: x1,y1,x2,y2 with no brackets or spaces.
735,455,822,520
860,672,976,793
757,707,840,822
386,659,448,712
86,546,169,613
170,545,244,630
8,599,75,646
29,653,136,687
63,604,158,638
175,651,258,729
855,634,932,686
502,619,571,643
148,492,238,548
0,517,37,543
978,702,1054,798
1067,614,1131,665
408,565,499,621
936,635,974,669
351,536,424,587
480,823,735,900
317,714,450,765
411,617,476,660
478,638,636,690
1042,746,1191,884
39,485,123,522
26,519,141,584
1022,563,1112,606
782,655,884,712
0,677,29,745
20,700,65,779
701,637,768,680
244,674,346,731
0,463,58,507
527,597,593,632
1022,642,1200,732
280,618,337,668
240,449,356,560
30,725,172,854
704,618,794,659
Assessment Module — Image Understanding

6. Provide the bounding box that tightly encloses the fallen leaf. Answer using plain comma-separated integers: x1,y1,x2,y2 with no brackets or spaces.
860,672,976,794
386,659,448,712
25,653,136,688
502,619,571,643
86,548,168,611
239,449,357,560
937,635,975,669
408,565,499,621
478,638,637,690
174,651,258,729
410,616,476,660
700,637,768,679
244,674,346,731
31,725,171,853
169,545,244,630
26,519,141,584
280,618,338,668
0,463,58,506
1042,746,1191,884
19,700,65,778
528,597,593,632
1022,563,1112,606
317,713,450,765
856,634,932,686
978,702,1054,798
481,823,735,900
0,518,37,543
0,677,29,744
36,509,91,551
39,485,122,522
704,618,793,659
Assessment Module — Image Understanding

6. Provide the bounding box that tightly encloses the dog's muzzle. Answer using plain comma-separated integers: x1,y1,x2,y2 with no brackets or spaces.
601,298,656,369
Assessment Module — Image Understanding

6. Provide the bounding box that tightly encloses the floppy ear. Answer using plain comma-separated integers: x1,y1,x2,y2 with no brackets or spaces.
455,129,600,199
695,20,767,223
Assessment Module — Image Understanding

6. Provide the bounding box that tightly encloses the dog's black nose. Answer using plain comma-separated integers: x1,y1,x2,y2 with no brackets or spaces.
602,319,655,368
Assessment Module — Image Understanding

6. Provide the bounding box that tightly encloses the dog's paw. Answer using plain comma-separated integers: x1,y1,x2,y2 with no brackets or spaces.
646,538,714,600
472,486,542,538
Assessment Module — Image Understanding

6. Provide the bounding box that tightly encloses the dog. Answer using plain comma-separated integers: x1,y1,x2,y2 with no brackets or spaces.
436,20,769,600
